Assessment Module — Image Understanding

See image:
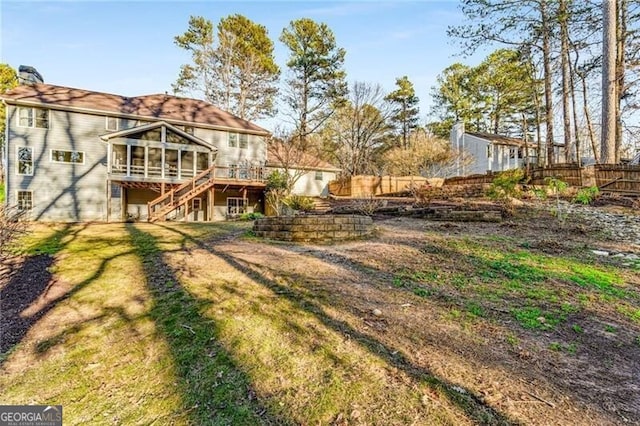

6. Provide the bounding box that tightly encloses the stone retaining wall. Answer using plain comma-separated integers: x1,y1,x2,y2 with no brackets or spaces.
253,215,373,242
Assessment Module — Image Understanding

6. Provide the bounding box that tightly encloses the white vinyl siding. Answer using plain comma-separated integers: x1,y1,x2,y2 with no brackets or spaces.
17,146,34,175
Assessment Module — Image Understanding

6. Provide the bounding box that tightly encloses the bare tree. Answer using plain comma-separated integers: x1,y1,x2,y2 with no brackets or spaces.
322,82,392,176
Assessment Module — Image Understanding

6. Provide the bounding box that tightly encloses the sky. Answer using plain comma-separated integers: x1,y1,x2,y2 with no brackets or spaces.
0,0,488,129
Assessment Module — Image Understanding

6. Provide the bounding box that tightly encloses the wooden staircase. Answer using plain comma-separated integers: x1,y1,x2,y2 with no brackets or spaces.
147,165,218,222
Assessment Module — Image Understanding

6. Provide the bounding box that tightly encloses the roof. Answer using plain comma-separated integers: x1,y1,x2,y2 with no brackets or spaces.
100,120,216,151
466,132,534,147
1,83,268,134
267,142,341,172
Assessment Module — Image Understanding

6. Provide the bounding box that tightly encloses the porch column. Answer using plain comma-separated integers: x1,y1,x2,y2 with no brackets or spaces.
126,145,131,177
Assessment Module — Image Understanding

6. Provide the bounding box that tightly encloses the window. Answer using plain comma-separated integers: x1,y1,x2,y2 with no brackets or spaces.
228,164,238,178
183,126,195,135
17,147,34,175
51,149,84,164
228,133,238,148
18,107,49,128
487,146,492,158
106,116,118,131
509,148,516,159
227,197,247,216
192,198,202,210
239,133,248,149
315,171,323,181
17,191,33,211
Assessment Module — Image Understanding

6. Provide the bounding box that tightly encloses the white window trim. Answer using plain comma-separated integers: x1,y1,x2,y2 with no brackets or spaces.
50,149,86,165
16,190,33,211
16,146,34,176
227,197,248,216
105,116,119,131
315,171,323,181
228,132,238,148
17,107,49,129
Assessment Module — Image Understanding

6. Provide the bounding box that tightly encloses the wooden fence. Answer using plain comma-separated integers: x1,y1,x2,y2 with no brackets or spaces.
443,173,496,186
328,175,441,197
529,164,583,186
594,164,640,195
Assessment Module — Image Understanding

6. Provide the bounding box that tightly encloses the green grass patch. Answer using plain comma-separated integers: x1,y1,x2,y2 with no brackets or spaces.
569,265,627,298
0,181,4,204
512,306,563,330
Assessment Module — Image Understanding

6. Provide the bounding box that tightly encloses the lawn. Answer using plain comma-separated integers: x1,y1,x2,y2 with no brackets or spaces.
1,209,638,425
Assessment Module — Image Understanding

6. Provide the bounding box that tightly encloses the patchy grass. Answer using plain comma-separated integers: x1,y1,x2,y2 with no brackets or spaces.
2,211,639,425
0,181,5,204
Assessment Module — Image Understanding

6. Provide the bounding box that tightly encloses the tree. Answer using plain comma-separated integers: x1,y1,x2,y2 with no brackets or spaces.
173,14,280,121
322,82,392,176
385,76,420,148
382,130,458,177
0,64,18,181
266,126,325,194
429,50,541,140
429,63,482,138
602,0,618,164
280,18,347,146
448,0,556,163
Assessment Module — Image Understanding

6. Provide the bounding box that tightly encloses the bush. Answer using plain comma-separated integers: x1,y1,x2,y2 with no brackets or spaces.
0,205,28,260
284,195,315,213
573,186,599,205
239,212,265,221
352,196,384,216
487,169,525,201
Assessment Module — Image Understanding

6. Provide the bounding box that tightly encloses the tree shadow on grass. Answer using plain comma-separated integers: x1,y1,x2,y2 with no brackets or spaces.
125,223,287,425
155,223,519,425
1,224,81,357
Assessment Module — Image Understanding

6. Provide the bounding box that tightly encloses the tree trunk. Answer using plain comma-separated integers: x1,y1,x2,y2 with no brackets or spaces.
615,0,627,163
541,0,555,164
559,0,574,163
602,0,618,164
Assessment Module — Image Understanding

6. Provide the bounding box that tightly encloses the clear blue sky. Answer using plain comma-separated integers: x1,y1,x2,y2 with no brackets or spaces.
1,1,487,128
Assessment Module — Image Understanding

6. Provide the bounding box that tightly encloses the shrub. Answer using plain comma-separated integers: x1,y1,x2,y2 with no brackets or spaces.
352,196,384,216
487,169,525,201
284,195,315,213
574,186,599,205
239,212,265,221
265,170,290,216
0,205,28,260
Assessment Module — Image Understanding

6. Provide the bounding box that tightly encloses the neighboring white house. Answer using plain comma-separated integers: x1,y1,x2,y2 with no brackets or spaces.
450,122,537,177
266,143,340,197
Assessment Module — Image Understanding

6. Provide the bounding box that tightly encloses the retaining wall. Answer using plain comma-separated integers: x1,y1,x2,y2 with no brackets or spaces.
253,215,373,242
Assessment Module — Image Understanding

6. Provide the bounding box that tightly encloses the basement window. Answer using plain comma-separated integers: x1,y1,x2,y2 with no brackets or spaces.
17,191,33,211
227,197,247,216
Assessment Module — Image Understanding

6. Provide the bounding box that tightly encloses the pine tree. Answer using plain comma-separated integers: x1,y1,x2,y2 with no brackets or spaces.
385,76,420,149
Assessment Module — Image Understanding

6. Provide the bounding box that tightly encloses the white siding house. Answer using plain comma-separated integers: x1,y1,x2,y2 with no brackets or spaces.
450,122,537,177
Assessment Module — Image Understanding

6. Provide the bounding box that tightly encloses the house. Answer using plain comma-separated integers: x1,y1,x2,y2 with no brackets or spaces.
2,74,272,222
449,122,537,177
266,143,340,197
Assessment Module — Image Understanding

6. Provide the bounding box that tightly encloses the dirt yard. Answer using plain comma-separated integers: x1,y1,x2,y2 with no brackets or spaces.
1,202,639,425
